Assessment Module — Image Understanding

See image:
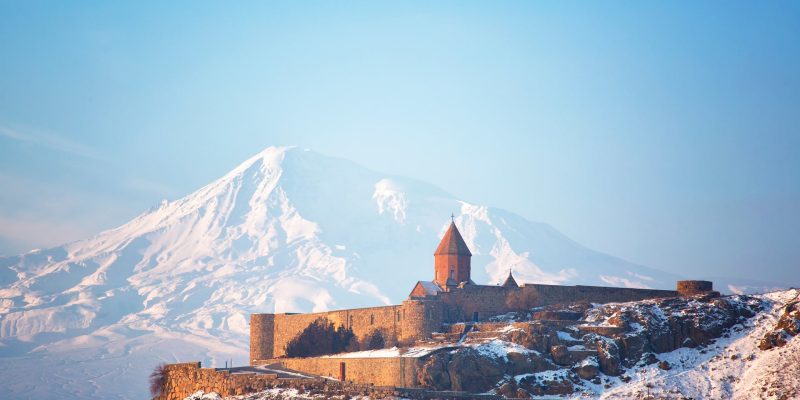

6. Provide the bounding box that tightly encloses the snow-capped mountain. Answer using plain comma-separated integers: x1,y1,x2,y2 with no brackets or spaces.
0,146,776,399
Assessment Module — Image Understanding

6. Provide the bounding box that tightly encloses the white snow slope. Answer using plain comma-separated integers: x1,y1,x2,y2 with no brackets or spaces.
600,289,800,400
0,146,780,399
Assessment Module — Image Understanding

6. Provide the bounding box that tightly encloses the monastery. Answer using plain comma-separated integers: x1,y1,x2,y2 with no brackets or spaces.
157,220,715,399
249,221,711,361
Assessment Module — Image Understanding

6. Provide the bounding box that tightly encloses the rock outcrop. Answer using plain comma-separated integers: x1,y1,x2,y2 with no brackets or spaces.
759,297,800,350
583,294,763,369
447,349,505,392
415,294,764,398
416,352,452,390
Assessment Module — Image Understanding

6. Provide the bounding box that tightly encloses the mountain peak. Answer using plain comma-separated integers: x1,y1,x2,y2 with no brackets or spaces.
224,145,293,178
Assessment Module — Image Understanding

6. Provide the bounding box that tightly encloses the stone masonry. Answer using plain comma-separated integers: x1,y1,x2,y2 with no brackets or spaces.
154,362,278,400
156,361,502,400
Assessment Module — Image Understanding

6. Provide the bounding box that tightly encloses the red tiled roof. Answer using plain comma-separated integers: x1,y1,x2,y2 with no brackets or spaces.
434,222,472,256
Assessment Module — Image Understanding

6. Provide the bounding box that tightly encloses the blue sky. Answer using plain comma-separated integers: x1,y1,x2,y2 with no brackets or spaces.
1,1,798,284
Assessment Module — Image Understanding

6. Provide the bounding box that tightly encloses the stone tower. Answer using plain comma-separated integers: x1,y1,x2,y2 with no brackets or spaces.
434,221,473,288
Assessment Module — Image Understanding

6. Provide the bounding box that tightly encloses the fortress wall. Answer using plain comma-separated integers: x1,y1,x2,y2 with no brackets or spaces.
344,305,402,344
434,284,678,323
254,284,680,361
270,305,403,358
677,280,713,296
437,286,518,323
398,300,444,344
250,314,275,362
279,356,421,387
155,362,278,400
156,362,409,400
520,284,678,305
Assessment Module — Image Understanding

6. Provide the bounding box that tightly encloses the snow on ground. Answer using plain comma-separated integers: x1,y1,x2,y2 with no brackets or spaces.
557,331,578,341
401,346,443,358
470,338,535,360
597,289,800,400
321,347,401,358
185,391,223,400
499,323,525,334
184,388,380,400
319,345,442,359
249,365,314,379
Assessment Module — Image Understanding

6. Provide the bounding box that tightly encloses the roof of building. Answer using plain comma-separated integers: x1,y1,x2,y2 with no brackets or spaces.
434,221,473,256
457,279,477,288
414,281,443,296
502,270,519,288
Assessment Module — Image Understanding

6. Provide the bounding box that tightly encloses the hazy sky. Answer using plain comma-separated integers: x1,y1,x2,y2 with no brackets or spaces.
1,2,798,285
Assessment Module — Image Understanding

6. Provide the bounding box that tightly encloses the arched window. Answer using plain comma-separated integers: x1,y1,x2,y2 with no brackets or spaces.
370,314,374,325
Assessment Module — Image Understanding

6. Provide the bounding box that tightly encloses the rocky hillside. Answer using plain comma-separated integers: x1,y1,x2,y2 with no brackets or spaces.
412,292,768,398
218,289,800,400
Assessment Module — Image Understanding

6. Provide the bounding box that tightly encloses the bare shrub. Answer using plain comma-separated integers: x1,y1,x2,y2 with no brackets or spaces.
149,363,167,397
285,318,355,357
362,328,387,350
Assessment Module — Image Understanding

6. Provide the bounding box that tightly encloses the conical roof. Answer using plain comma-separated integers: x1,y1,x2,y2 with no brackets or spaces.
502,270,519,287
434,222,472,256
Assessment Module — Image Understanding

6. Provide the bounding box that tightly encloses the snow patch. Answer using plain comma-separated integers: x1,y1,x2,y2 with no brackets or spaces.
470,339,531,360
372,179,408,224
557,331,578,341
319,346,440,359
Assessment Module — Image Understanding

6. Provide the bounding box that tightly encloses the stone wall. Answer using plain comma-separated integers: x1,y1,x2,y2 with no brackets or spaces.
434,284,679,323
156,361,502,400
251,283,680,363
155,362,427,400
437,285,517,323
268,305,404,359
677,280,713,296
279,356,422,387
250,314,275,361
252,301,447,362
154,362,278,400
521,284,678,308
398,299,443,345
